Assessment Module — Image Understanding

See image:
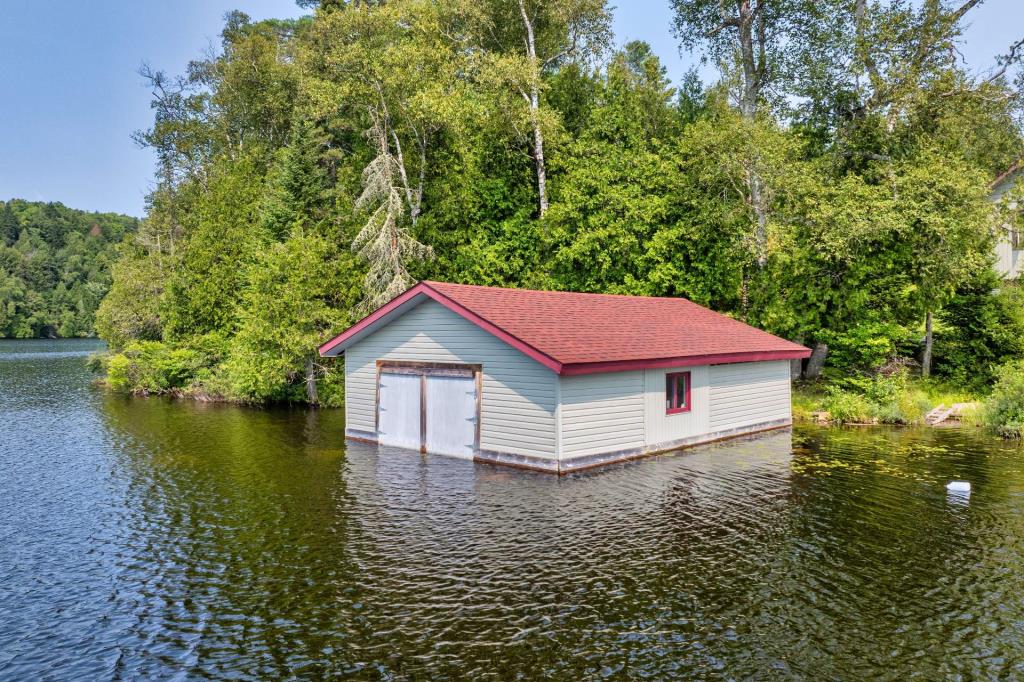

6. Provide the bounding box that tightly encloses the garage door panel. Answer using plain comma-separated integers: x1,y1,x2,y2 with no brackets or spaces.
425,375,477,459
377,372,421,450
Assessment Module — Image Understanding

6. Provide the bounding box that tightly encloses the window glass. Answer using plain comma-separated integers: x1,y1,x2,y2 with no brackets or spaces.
666,372,690,413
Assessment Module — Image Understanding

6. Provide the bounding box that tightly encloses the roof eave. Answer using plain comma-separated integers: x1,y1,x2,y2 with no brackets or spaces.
318,283,427,357
558,349,812,376
992,160,1024,190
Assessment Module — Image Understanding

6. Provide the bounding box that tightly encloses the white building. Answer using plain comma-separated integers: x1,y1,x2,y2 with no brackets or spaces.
993,160,1024,279
320,281,810,474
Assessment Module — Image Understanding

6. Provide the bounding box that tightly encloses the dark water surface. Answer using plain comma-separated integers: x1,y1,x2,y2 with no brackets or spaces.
4,340,1024,679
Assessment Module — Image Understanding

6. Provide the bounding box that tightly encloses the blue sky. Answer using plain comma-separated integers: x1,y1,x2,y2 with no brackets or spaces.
0,0,1021,218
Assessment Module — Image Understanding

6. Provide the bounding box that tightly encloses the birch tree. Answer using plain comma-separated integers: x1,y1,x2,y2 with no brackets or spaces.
670,0,795,267
473,0,611,218
301,0,467,310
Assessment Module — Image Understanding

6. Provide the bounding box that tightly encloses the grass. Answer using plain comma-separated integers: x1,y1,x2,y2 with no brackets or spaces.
793,375,983,426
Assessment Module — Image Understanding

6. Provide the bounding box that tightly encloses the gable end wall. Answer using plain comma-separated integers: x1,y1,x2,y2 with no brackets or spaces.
344,300,558,459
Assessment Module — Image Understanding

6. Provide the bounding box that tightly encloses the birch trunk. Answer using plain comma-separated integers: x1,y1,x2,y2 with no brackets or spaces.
736,0,768,266
518,0,548,218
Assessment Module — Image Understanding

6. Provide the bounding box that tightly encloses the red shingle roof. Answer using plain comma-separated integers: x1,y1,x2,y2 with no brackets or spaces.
320,281,810,375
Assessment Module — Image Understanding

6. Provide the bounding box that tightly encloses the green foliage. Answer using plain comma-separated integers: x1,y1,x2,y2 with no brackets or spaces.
817,371,935,425
822,386,877,425
0,199,138,338
93,2,1024,406
221,232,356,405
94,245,164,349
935,277,1024,388
163,154,267,339
105,340,220,395
982,360,1024,438
817,321,917,376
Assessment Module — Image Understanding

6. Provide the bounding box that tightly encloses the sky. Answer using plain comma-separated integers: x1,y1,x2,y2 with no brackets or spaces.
1,0,1022,218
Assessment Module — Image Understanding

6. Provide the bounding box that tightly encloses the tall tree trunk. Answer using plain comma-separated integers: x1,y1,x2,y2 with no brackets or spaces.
518,0,548,218
921,311,933,378
736,0,768,266
790,336,806,380
736,0,759,120
804,342,829,379
305,357,319,407
748,168,768,266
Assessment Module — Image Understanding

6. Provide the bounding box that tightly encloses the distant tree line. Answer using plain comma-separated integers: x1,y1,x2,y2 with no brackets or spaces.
96,0,1024,405
0,200,138,338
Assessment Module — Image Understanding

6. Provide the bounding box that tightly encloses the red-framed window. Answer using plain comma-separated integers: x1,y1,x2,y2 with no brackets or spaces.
665,371,691,414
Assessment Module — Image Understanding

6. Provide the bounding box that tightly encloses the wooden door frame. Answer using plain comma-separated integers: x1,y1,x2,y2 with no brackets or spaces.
375,361,482,454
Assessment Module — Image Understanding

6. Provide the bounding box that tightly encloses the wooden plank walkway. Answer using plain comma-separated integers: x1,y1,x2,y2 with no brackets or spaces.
925,403,977,426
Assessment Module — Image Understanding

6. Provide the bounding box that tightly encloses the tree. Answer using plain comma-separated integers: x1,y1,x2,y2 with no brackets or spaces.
473,0,611,218
223,233,352,405
162,154,267,339
31,203,68,249
669,0,804,267
892,149,993,376
350,113,434,312
0,204,19,247
301,0,467,310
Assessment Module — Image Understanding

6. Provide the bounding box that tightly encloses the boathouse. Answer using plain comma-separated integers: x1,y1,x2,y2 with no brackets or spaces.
319,281,810,473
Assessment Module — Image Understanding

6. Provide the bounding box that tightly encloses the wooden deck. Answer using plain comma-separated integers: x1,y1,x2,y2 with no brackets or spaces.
924,403,978,426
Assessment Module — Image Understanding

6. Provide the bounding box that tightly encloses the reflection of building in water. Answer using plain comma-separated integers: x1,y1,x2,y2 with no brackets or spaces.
342,429,795,568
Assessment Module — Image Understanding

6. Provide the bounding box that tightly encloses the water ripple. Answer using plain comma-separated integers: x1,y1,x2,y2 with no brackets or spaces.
3,342,1024,679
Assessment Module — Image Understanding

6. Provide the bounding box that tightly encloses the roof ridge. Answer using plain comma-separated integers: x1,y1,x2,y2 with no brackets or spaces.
422,280,699,303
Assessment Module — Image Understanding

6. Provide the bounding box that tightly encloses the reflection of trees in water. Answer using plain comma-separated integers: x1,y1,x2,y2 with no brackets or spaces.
98,395,362,678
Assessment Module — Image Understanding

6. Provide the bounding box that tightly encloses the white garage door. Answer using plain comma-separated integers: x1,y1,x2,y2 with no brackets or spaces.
425,375,477,459
377,372,421,450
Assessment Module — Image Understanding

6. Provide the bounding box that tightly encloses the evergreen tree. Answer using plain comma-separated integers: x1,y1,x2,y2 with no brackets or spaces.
0,203,19,247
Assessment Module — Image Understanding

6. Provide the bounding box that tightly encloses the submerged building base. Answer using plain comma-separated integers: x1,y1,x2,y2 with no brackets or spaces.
346,418,792,475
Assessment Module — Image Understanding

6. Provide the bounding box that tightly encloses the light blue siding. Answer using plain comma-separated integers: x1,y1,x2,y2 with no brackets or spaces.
708,361,791,430
559,371,645,457
344,300,558,459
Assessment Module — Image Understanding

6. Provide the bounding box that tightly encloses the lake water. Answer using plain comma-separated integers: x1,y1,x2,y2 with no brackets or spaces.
4,339,1024,679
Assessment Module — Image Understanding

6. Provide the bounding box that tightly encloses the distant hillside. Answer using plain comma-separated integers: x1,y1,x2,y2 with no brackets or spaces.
0,200,139,338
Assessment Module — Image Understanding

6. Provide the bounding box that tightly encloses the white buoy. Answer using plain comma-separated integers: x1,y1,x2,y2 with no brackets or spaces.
946,480,971,493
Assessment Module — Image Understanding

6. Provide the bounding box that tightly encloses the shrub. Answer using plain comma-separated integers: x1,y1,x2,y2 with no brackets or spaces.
981,360,1024,438
104,339,220,395
894,385,932,424
822,386,876,424
818,321,917,376
814,370,934,425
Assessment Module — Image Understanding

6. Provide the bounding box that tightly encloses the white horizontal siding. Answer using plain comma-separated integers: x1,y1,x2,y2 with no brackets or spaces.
345,300,557,458
708,361,791,431
643,365,710,446
991,176,1022,279
559,371,645,458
